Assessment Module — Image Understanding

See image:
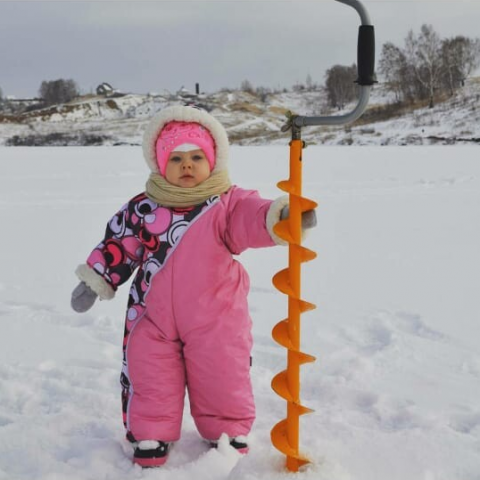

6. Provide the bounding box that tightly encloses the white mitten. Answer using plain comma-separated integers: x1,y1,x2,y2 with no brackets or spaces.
280,206,317,229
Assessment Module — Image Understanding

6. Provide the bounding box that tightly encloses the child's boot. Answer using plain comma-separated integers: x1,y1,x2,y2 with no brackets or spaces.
133,440,170,468
209,436,249,454
229,437,249,454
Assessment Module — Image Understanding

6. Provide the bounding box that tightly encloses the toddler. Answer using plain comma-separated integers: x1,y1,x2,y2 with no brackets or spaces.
71,106,315,468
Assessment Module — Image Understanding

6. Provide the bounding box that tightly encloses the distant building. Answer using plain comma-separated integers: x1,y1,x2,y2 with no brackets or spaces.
96,83,125,98
176,86,196,100
96,83,115,96
175,84,211,110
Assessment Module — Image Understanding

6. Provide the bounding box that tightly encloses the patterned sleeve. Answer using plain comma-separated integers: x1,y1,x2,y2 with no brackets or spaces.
76,195,146,299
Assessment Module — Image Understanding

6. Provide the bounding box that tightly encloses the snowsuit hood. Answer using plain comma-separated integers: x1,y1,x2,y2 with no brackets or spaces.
142,106,230,175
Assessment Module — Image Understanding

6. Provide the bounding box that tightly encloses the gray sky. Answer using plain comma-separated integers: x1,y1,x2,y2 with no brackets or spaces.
1,0,479,98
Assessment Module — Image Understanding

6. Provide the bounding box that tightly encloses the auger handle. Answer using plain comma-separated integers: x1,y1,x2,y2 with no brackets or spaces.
294,0,376,128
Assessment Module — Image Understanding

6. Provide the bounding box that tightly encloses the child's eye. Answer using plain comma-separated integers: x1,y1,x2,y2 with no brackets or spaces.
169,156,182,162
192,155,204,161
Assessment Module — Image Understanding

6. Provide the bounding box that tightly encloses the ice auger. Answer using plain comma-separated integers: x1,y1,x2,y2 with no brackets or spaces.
270,0,376,472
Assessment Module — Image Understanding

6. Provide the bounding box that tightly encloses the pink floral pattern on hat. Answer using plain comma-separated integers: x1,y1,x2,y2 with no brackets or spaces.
155,121,216,175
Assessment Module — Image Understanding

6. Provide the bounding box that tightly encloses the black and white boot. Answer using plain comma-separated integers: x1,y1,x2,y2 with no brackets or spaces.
209,436,249,454
133,440,170,468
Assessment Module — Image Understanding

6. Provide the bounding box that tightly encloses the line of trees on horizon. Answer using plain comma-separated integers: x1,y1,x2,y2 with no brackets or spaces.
379,24,480,108
323,25,480,110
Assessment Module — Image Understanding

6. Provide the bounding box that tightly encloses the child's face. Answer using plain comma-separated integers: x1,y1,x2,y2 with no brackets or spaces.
164,149,211,188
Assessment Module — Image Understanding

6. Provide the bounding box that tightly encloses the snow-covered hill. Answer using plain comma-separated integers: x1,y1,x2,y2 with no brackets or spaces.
1,78,479,147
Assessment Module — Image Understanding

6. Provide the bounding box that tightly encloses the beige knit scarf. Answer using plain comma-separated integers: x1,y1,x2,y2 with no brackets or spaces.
145,170,232,207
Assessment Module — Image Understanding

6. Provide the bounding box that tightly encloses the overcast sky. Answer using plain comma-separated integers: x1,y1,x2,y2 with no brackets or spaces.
1,0,479,98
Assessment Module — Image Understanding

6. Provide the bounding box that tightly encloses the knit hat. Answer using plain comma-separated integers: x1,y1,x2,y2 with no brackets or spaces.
143,106,230,175
155,121,216,176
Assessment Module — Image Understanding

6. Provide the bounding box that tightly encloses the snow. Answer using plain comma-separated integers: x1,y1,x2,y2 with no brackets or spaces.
0,145,479,480
2,78,479,147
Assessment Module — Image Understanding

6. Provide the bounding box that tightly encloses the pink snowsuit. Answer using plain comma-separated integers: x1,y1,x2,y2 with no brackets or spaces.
83,186,277,442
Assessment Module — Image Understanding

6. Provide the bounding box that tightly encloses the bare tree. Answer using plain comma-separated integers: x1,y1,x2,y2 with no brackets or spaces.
255,86,272,103
441,36,480,94
405,25,443,108
380,42,407,101
380,26,479,105
39,79,80,106
240,79,255,94
456,37,480,83
325,64,357,109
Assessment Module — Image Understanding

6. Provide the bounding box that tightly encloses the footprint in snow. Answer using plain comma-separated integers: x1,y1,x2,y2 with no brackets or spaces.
449,411,480,435
341,318,394,355
341,310,444,357
389,311,445,341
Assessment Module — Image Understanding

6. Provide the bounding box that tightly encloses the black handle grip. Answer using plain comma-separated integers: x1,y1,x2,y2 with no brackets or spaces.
356,25,376,86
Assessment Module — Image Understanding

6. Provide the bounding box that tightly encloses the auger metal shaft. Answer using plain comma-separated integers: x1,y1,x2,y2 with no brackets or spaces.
287,140,302,471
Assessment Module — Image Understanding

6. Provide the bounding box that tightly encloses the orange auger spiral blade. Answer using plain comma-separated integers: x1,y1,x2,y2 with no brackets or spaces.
271,139,317,472
269,1,375,471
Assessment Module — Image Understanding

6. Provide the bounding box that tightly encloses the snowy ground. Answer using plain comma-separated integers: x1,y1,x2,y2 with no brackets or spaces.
0,146,479,480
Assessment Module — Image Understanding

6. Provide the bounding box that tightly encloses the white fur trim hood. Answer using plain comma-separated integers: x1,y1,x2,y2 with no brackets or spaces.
75,264,115,301
142,106,229,175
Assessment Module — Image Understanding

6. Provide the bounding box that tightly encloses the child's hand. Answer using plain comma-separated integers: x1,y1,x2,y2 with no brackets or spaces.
71,281,98,312
280,206,317,229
